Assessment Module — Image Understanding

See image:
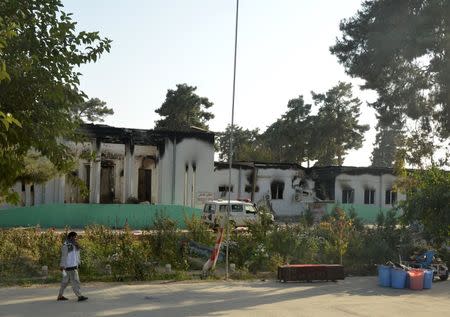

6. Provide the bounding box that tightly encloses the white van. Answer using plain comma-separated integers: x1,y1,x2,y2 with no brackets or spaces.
202,200,273,228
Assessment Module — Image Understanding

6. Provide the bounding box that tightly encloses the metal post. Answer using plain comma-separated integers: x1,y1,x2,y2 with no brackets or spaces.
226,0,239,281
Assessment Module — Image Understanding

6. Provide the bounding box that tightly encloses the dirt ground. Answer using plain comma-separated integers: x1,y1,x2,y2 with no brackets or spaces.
0,277,449,317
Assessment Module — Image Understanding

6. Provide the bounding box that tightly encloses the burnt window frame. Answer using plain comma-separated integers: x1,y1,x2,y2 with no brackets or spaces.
271,181,284,200
342,188,354,204
364,189,375,204
385,189,397,205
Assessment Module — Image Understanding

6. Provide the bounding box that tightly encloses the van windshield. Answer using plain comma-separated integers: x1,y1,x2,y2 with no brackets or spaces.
204,204,215,213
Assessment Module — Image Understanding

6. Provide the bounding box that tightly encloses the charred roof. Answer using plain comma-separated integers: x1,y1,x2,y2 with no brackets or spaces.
214,161,307,171
80,124,215,146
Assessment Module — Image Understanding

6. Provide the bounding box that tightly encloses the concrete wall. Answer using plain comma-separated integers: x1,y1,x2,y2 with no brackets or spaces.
212,166,316,217
335,173,406,208
158,137,214,208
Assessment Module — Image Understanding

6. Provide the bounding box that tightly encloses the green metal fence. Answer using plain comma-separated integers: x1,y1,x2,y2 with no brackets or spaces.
0,204,202,229
0,202,397,229
325,203,396,223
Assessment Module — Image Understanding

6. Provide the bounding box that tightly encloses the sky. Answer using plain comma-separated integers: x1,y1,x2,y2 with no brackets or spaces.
63,0,378,166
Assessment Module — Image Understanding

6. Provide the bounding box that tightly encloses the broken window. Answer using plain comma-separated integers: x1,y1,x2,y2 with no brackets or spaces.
271,181,284,200
364,189,375,204
218,185,233,192
342,189,354,204
219,185,233,198
385,190,397,205
85,165,90,190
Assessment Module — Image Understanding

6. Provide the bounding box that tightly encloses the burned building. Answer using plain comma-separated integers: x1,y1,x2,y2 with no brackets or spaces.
10,124,215,208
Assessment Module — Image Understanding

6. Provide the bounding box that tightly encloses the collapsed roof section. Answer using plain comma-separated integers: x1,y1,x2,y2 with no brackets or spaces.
214,161,308,171
80,123,215,146
214,161,395,176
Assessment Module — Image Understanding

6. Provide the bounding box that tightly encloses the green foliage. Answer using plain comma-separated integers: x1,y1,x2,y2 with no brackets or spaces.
270,224,321,264
37,229,61,269
331,0,450,164
155,83,214,130
0,0,111,203
184,213,214,245
371,123,405,168
67,172,89,200
0,216,428,283
262,96,317,164
397,167,450,246
0,15,17,81
319,208,355,264
146,213,186,269
78,225,116,278
19,151,60,184
216,86,368,167
79,225,154,281
0,228,62,278
217,124,270,162
0,110,21,203
312,82,369,166
299,208,315,227
72,98,114,123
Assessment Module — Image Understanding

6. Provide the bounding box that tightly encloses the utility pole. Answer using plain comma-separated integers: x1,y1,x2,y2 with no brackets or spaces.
226,0,239,280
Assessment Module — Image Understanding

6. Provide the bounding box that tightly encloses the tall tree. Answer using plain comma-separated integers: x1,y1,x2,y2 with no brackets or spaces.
397,166,450,247
331,0,450,165
216,125,270,162
262,96,316,165
312,82,369,166
371,122,405,168
155,84,214,130
0,0,111,203
72,98,114,123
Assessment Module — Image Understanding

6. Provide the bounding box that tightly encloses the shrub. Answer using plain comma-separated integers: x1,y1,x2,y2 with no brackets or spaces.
184,213,214,245
145,213,186,270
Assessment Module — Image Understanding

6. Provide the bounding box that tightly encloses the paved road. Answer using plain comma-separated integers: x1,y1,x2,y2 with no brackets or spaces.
0,277,449,317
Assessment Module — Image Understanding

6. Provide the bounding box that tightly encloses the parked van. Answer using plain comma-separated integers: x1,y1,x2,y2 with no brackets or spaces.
202,200,273,228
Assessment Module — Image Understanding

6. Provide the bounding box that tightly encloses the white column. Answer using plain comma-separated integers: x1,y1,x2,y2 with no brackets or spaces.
59,176,66,203
123,141,135,202
89,139,102,203
191,164,196,208
34,184,42,205
25,184,32,207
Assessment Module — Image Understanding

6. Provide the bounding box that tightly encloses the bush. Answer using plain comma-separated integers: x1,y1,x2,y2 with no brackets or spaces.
0,210,428,283
184,213,214,245
145,213,186,270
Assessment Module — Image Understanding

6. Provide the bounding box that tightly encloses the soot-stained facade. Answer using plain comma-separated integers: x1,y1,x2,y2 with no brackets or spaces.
8,124,215,208
212,162,404,219
212,161,320,218
6,124,405,220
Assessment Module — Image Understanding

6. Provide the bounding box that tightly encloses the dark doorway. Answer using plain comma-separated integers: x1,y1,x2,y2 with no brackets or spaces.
138,169,152,202
84,165,90,203
100,165,115,203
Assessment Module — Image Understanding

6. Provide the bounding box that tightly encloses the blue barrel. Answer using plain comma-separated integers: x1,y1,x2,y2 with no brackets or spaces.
391,268,407,289
423,269,433,289
378,265,391,287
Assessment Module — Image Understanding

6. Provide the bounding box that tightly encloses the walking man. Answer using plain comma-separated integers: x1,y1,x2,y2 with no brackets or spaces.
57,231,88,301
